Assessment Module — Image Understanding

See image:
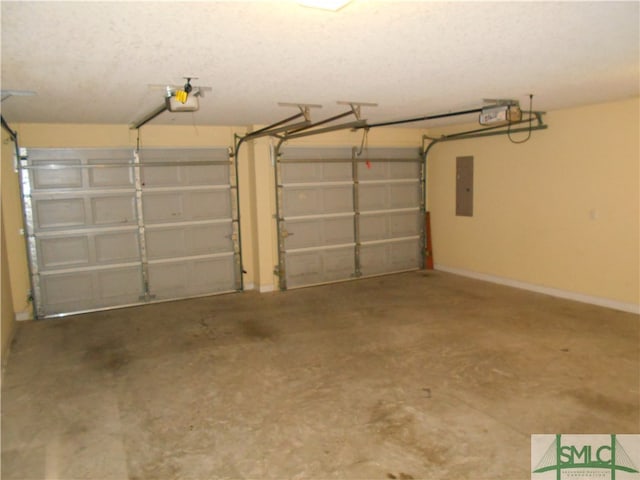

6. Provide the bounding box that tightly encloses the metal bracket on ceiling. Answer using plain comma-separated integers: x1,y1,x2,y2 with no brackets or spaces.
283,119,368,140
239,103,322,142
337,101,378,121
1,90,37,102
277,102,322,122
420,110,548,154
483,98,519,106
282,101,377,138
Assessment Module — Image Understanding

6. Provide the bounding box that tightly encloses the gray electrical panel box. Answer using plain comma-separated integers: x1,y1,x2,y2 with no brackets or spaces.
456,156,473,216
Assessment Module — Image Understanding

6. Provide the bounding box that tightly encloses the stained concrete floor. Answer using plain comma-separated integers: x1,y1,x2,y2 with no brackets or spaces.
1,271,638,480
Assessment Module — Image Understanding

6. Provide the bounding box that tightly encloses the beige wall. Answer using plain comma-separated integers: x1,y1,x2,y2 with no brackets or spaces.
2,127,31,319
2,214,17,368
1,128,20,366
427,97,640,309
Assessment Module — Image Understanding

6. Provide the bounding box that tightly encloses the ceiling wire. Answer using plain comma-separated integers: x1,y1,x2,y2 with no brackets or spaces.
508,94,534,144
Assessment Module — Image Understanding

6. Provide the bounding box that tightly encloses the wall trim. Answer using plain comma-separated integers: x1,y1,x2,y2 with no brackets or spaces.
259,285,275,293
15,310,32,321
434,264,640,315
243,283,255,291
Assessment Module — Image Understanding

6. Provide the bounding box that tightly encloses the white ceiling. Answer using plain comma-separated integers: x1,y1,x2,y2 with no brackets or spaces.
1,1,639,128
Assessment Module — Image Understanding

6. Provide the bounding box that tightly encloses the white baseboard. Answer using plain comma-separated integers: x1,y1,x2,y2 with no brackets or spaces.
244,282,276,293
434,264,640,315
15,310,32,321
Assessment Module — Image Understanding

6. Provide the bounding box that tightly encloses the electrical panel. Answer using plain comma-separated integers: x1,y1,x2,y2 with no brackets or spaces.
456,156,474,217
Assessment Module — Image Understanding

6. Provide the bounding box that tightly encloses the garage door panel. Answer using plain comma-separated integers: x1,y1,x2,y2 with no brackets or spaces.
146,223,233,259
186,165,229,186
95,231,140,263
142,190,230,223
88,159,133,188
32,159,83,189
282,186,353,216
141,166,182,187
146,229,185,259
388,161,421,179
148,263,187,294
359,161,420,181
191,223,233,254
190,191,231,220
323,187,353,213
282,188,319,216
389,239,421,269
40,266,143,316
24,147,240,317
142,193,183,222
389,211,422,237
283,216,353,249
359,185,387,211
39,236,90,269
140,150,229,187
34,197,87,229
98,268,143,300
283,220,321,249
360,239,421,276
83,150,133,163
281,162,351,183
38,230,142,270
360,211,421,241
41,272,95,310
359,215,386,242
91,195,137,225
191,257,235,293
285,247,354,288
323,250,356,277
389,184,420,209
277,147,424,289
280,147,355,162
288,252,320,275
148,256,235,299
360,184,420,211
140,148,230,164
324,217,355,244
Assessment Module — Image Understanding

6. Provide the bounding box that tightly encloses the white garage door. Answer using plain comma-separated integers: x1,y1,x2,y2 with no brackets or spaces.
275,146,425,289
21,147,241,318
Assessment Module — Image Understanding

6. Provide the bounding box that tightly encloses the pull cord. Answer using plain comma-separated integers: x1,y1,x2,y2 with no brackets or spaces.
509,94,534,144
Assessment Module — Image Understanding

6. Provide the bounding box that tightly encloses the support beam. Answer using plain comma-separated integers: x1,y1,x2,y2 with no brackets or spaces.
284,120,366,140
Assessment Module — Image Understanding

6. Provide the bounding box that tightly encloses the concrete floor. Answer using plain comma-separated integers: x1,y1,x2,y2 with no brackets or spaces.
1,271,638,480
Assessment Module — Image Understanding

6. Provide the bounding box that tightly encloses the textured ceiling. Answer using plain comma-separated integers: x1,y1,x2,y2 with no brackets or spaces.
1,1,639,128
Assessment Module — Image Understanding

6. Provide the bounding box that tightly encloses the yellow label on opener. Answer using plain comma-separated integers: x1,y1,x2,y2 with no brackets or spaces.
175,90,188,104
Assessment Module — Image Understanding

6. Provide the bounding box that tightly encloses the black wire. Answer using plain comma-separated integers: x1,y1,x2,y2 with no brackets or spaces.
1,115,23,172
362,107,484,129
1,115,18,142
508,95,534,144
